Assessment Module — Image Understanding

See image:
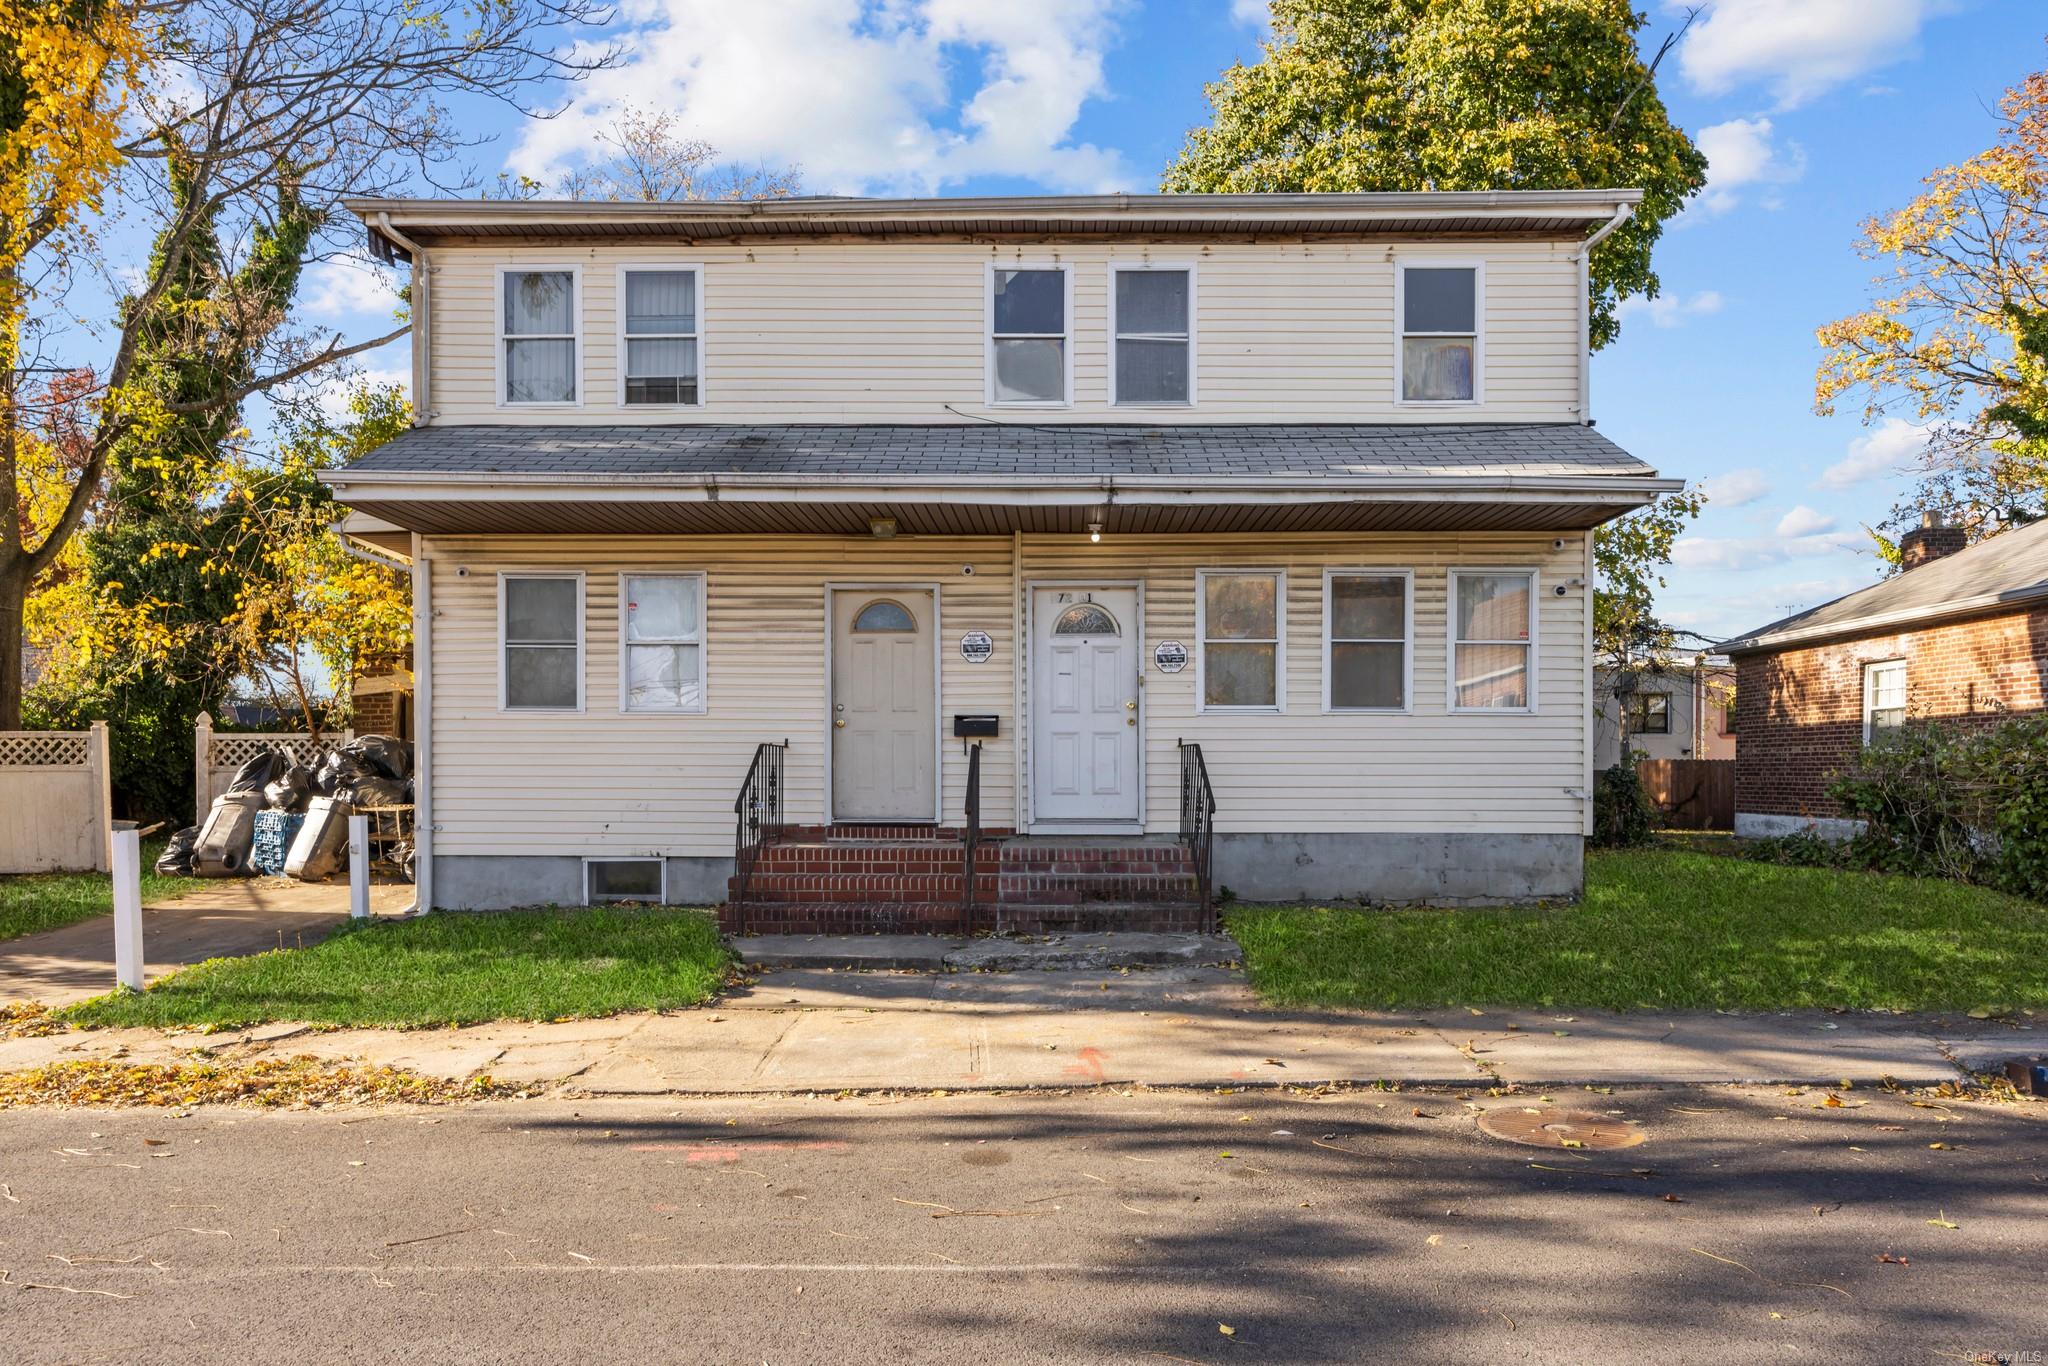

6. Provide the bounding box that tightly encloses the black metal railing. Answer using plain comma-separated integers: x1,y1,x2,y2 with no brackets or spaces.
961,741,984,934
1178,739,1217,930
729,740,787,935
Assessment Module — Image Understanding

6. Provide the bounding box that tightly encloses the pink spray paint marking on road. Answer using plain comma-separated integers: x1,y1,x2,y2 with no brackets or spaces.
1060,1047,1109,1083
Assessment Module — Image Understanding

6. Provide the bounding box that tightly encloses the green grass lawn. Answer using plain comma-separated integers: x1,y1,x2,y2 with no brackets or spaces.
61,905,734,1029
1227,847,2048,1012
0,841,206,942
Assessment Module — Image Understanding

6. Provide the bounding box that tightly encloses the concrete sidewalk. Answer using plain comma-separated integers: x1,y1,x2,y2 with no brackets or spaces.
1,964,2035,1092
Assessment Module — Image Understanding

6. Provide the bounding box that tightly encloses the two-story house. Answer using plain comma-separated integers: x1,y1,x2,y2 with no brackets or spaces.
327,191,1678,929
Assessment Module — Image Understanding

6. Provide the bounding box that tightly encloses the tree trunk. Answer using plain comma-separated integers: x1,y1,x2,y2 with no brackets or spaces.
0,562,25,731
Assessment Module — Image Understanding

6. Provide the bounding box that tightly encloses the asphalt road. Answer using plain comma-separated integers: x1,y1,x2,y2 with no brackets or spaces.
1,1085,2043,1364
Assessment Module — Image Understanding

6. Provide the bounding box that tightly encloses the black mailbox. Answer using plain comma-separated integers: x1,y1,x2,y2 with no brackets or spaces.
953,714,999,738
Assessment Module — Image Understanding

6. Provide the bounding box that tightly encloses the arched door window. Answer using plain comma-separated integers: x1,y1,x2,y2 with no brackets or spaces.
1052,603,1120,636
853,599,917,632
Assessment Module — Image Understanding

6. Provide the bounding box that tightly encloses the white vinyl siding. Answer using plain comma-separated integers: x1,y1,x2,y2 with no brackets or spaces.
499,572,584,711
1324,570,1411,712
1109,263,1194,406
1448,569,1536,713
1197,570,1284,713
1863,660,1907,745
497,267,581,406
620,572,706,713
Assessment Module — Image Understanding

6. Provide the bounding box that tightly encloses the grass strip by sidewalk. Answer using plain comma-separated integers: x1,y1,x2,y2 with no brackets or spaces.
0,840,206,942
61,905,733,1030
1228,847,2048,1012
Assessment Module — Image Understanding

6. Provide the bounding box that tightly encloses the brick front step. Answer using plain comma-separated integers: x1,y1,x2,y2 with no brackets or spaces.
717,900,1207,935
995,875,1199,905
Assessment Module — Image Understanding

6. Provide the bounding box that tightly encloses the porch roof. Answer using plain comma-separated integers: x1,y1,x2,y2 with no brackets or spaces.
324,422,1678,536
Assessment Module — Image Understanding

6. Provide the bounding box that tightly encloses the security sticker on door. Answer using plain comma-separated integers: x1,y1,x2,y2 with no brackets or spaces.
1153,640,1189,674
959,630,994,664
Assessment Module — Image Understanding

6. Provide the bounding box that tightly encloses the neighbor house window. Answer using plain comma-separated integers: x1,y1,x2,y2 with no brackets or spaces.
501,572,583,710
620,268,700,405
585,858,664,904
1199,571,1283,711
501,268,578,404
1863,660,1906,745
1449,570,1533,711
1324,571,1409,711
1399,263,1479,403
1626,692,1671,734
989,266,1068,404
1111,265,1192,405
621,573,706,712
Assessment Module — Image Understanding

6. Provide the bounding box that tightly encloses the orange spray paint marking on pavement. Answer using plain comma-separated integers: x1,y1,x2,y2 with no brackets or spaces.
1061,1047,1109,1083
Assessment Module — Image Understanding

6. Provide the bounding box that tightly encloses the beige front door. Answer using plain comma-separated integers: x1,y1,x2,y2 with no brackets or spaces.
831,589,937,821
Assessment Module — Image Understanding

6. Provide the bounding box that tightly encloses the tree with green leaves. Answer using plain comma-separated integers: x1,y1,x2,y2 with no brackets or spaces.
1163,0,1708,348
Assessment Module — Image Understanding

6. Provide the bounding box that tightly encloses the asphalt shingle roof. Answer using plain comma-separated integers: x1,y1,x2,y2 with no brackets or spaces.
340,423,1657,481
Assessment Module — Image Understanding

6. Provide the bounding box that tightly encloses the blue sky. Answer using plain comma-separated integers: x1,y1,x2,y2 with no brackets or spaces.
304,0,2047,643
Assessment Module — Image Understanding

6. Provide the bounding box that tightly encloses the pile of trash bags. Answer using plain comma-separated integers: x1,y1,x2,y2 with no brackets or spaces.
157,734,416,883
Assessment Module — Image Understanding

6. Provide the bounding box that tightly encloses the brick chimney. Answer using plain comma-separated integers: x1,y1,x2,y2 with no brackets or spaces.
1900,510,1966,570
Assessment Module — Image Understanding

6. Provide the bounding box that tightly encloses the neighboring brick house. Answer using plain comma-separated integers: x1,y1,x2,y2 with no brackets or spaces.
350,648,414,741
1718,513,2048,838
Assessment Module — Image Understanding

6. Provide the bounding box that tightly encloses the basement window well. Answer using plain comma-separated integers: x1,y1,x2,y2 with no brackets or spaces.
585,858,666,904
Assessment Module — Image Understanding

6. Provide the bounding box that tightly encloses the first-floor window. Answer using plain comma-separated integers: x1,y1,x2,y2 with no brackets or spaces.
1863,660,1906,745
1200,571,1282,710
1450,570,1533,711
623,573,705,712
502,573,582,710
1626,692,1671,734
1326,571,1408,710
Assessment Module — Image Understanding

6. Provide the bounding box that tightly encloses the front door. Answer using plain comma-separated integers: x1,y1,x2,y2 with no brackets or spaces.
1031,586,1141,825
831,589,937,821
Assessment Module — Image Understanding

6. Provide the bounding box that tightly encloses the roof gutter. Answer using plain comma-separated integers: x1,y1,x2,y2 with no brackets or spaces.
1573,202,1633,426
375,212,432,428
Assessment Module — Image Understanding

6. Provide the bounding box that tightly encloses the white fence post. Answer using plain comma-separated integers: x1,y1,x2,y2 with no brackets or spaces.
348,814,370,920
87,720,113,872
193,710,214,822
112,826,144,991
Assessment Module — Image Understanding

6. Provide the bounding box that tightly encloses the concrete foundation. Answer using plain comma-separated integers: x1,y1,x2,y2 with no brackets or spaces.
433,854,734,910
1213,831,1583,905
1733,812,1864,842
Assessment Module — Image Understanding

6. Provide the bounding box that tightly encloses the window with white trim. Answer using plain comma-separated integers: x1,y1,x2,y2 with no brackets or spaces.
1325,572,1408,711
1626,692,1671,734
1449,570,1533,711
1863,660,1906,745
501,269,578,404
1200,571,1283,710
620,268,699,405
622,573,705,712
989,267,1067,404
1111,266,1191,405
502,573,582,710
1399,264,1478,403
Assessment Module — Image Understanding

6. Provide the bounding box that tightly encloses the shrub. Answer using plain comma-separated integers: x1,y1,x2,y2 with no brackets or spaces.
1592,759,1657,848
1743,830,1848,868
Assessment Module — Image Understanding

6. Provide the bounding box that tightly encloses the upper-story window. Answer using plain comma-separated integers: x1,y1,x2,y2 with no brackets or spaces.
1398,263,1480,404
619,267,701,406
1110,265,1193,406
989,265,1069,405
500,268,579,405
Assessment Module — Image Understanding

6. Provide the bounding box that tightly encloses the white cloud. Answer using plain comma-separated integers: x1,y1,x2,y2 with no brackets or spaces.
1817,417,1931,489
1616,288,1725,328
1774,504,1837,538
304,258,402,319
1699,468,1770,508
1677,0,1947,109
510,0,1133,197
1693,117,1804,214
1229,0,1269,26
1671,525,1865,571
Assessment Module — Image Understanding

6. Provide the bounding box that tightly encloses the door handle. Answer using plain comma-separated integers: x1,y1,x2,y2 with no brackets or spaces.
1126,716,1136,726
834,719,847,728
1125,699,1137,709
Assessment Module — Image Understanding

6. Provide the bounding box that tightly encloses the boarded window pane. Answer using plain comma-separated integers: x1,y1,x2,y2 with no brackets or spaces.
1204,574,1277,640
1402,337,1474,401
1331,575,1404,639
624,271,695,334
506,577,578,643
993,269,1064,334
1455,574,1530,641
506,338,576,403
993,337,1064,402
1116,269,1188,334
1331,641,1403,709
627,643,702,709
626,575,699,642
505,271,573,334
1454,643,1529,709
1403,267,1475,333
506,644,578,709
1116,338,1188,404
588,859,662,901
1204,642,1276,707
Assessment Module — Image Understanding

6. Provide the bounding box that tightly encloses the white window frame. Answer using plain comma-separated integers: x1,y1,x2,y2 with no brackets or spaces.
1862,659,1907,745
618,571,709,714
498,570,585,713
614,263,705,408
985,262,1073,408
1108,260,1197,407
495,265,583,408
1321,568,1413,714
1394,258,1485,407
582,857,667,906
1446,567,1538,715
1195,568,1287,715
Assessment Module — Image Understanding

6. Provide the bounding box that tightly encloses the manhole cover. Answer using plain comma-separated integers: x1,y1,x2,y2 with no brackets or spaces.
1477,1107,1646,1150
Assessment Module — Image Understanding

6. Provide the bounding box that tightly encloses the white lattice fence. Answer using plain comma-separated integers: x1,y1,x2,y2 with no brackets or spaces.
193,712,351,818
0,722,112,873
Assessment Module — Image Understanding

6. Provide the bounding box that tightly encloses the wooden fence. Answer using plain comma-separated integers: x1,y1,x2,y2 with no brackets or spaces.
193,711,350,819
0,723,113,873
1639,758,1736,831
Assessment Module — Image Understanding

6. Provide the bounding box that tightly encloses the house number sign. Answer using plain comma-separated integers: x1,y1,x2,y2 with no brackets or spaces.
1153,641,1189,673
959,631,995,664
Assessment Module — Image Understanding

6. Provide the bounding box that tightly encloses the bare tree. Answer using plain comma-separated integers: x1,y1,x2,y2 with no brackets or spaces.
500,106,802,202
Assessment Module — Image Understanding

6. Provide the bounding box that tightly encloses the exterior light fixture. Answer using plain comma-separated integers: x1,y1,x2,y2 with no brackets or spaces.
869,517,897,539
1088,521,1103,543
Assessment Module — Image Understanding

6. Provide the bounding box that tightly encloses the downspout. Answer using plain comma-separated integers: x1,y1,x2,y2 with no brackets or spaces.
1572,203,1633,426
377,213,432,427
409,538,433,914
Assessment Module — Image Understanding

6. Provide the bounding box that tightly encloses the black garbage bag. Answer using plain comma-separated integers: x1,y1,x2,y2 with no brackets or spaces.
343,776,410,809
343,734,411,781
225,749,287,794
155,826,200,876
263,764,314,812
315,750,368,798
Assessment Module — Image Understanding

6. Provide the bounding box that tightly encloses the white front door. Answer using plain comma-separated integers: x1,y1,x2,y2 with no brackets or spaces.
1031,586,1140,825
831,589,937,821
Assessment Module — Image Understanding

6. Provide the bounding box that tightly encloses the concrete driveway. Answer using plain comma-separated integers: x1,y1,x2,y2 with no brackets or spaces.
0,879,414,1006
